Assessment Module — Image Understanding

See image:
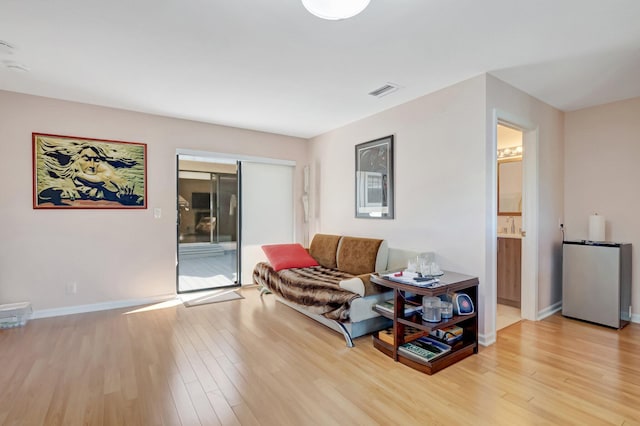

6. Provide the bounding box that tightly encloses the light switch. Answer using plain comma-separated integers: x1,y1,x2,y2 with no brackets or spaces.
154,208,162,219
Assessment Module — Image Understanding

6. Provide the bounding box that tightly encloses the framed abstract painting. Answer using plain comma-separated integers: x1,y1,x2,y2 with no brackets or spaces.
33,133,147,209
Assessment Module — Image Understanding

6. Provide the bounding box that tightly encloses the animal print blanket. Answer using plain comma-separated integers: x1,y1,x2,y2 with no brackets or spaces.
252,262,359,321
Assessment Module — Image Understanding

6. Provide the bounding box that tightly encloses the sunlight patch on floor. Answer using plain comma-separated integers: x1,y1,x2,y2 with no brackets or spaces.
124,288,240,314
180,288,239,303
124,299,183,314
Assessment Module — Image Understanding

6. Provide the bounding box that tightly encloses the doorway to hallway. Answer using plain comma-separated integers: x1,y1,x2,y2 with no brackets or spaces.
496,122,523,331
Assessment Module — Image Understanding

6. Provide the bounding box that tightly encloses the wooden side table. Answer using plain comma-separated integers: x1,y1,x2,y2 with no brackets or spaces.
370,271,479,375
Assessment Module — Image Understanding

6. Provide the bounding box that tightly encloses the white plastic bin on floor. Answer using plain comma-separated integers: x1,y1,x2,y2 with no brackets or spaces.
0,302,32,329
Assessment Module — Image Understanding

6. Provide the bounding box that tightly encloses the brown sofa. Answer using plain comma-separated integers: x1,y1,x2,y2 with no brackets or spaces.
253,234,424,346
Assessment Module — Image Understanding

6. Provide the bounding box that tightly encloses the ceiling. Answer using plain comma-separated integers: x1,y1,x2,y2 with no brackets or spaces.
1,0,639,139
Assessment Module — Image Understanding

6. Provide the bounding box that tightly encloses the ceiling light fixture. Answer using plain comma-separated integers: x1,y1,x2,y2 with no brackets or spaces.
302,0,370,20
497,146,522,159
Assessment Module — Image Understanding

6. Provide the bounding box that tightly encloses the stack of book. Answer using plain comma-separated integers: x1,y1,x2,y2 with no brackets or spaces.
398,336,452,362
377,326,425,345
374,299,422,316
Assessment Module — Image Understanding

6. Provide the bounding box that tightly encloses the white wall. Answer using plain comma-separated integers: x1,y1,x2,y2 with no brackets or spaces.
309,75,489,332
0,90,307,312
308,74,565,343
486,74,565,323
0,75,570,332
564,96,640,320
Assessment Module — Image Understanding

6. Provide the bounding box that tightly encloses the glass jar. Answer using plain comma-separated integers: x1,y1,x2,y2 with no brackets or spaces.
422,297,441,323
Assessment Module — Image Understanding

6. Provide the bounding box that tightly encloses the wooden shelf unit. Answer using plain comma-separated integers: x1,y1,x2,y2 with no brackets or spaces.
370,272,479,375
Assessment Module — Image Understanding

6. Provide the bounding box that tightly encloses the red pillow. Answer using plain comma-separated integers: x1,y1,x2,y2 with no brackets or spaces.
262,243,319,271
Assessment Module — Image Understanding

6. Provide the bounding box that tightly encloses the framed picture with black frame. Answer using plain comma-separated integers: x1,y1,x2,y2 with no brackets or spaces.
355,135,394,219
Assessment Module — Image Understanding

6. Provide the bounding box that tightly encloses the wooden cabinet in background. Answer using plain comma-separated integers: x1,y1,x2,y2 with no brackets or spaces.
497,237,521,308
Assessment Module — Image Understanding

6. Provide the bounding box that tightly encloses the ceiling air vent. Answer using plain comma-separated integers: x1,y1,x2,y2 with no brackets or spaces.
368,82,400,98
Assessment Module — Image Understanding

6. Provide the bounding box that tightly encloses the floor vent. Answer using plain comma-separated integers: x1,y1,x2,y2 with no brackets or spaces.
368,82,400,98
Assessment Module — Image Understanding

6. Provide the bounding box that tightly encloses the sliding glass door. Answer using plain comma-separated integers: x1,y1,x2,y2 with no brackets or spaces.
178,171,216,244
176,153,295,291
239,161,294,284
177,159,239,293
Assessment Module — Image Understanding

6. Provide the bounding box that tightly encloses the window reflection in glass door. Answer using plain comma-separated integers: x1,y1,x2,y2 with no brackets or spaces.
178,171,215,244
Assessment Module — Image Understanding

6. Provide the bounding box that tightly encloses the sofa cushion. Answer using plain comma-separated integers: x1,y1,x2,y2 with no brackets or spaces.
309,234,342,269
262,243,319,271
375,240,389,272
336,236,384,275
339,273,388,297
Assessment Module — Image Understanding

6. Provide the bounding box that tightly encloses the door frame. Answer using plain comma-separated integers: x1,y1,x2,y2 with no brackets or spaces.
488,109,539,341
176,153,240,294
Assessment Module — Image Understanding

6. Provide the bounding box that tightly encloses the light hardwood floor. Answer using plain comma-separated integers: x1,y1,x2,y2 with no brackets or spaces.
1,287,639,425
496,303,521,331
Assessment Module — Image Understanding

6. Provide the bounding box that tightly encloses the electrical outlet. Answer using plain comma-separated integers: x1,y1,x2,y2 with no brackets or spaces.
558,219,564,229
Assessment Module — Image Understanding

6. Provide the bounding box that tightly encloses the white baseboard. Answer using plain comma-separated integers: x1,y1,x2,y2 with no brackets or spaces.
535,302,640,324
478,333,496,347
31,293,176,320
537,301,562,321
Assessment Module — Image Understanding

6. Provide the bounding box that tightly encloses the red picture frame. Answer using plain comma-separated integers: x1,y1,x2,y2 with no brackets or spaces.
33,133,147,209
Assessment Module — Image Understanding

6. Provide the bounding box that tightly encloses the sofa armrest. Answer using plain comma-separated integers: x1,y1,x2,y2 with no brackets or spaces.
339,273,387,297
